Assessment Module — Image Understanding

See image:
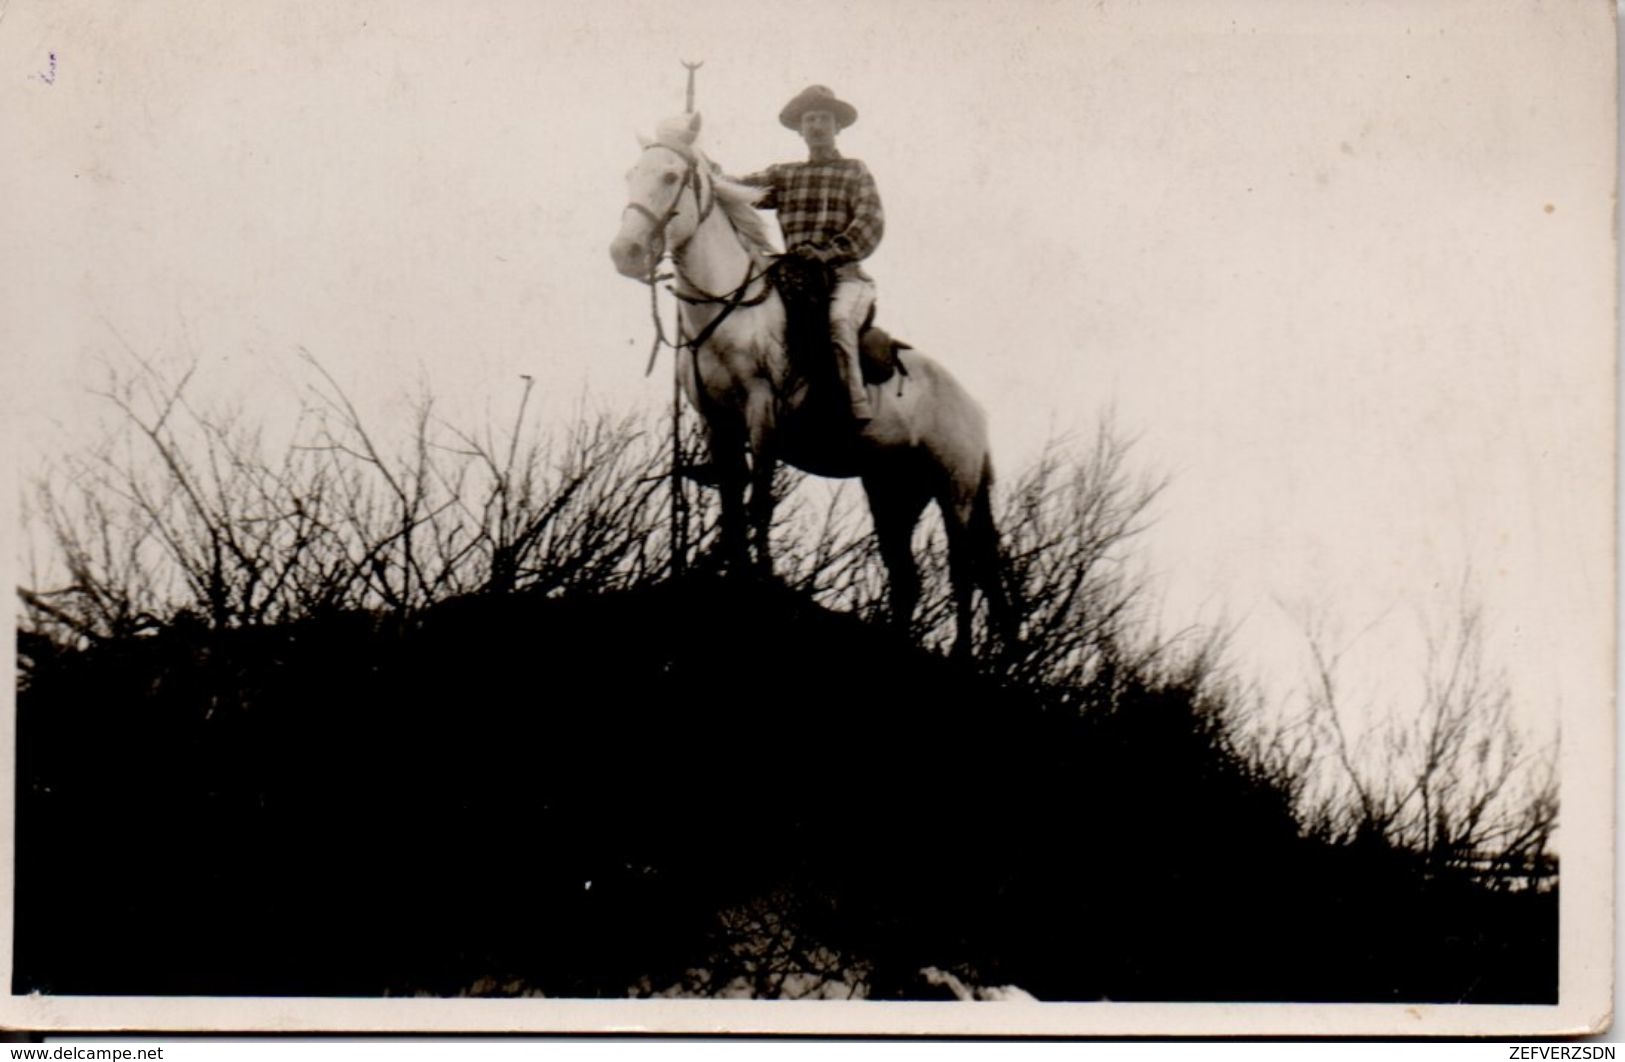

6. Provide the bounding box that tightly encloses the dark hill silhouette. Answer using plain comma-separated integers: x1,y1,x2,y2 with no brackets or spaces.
15,575,1555,1001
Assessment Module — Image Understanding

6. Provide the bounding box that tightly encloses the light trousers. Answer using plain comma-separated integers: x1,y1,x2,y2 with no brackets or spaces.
830,275,877,412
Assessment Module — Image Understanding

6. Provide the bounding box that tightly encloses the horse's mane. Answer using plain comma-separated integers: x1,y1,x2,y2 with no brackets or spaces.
709,169,780,257
650,115,780,256
691,153,778,256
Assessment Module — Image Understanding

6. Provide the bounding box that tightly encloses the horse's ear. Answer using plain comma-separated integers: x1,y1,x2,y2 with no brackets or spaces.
654,114,700,147
636,131,652,149
672,112,701,146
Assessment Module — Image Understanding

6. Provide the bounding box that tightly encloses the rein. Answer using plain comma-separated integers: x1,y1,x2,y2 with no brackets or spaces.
669,258,775,359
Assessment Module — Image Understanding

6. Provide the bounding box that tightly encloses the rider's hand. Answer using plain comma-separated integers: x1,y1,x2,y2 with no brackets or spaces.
794,243,830,263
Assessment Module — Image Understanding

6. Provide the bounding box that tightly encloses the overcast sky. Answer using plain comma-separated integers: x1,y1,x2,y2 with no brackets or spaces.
4,0,1614,743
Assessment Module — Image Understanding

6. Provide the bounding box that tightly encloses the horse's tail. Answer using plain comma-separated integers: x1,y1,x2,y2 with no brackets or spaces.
972,454,1020,646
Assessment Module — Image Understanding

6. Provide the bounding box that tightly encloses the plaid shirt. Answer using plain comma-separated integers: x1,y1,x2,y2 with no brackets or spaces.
741,149,884,268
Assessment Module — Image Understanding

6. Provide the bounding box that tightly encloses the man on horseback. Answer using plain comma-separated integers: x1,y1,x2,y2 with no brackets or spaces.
611,98,1013,656
740,85,884,424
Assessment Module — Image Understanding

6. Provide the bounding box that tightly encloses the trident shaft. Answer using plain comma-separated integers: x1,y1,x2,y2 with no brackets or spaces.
682,59,703,113
670,59,703,578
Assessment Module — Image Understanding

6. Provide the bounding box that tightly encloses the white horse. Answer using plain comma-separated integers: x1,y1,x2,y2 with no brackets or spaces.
609,112,1012,657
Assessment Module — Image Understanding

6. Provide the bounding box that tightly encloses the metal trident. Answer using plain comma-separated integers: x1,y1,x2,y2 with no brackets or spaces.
670,59,703,577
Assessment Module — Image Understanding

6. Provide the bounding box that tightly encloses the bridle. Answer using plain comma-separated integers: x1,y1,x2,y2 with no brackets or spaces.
626,140,775,370
622,142,716,267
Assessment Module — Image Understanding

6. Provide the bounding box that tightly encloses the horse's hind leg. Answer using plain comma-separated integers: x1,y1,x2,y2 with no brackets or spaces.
970,461,1017,649
943,510,978,660
863,469,930,635
943,468,1001,660
706,418,751,575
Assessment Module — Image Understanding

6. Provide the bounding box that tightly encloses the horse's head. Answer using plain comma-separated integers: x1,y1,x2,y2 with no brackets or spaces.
609,112,712,280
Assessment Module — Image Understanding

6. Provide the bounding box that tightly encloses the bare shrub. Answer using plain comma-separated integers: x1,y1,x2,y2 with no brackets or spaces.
19,354,694,645
1295,598,1558,887
772,478,889,621
24,356,305,637
993,423,1167,692
16,358,1558,892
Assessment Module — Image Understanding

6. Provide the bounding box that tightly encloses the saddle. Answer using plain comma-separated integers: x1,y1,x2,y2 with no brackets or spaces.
771,255,910,389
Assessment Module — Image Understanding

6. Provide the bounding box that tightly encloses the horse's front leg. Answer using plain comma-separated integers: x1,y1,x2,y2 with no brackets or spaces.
744,389,778,578
707,418,751,575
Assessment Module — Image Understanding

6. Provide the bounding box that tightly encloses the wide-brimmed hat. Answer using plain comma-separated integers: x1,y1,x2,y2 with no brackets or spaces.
779,84,858,131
